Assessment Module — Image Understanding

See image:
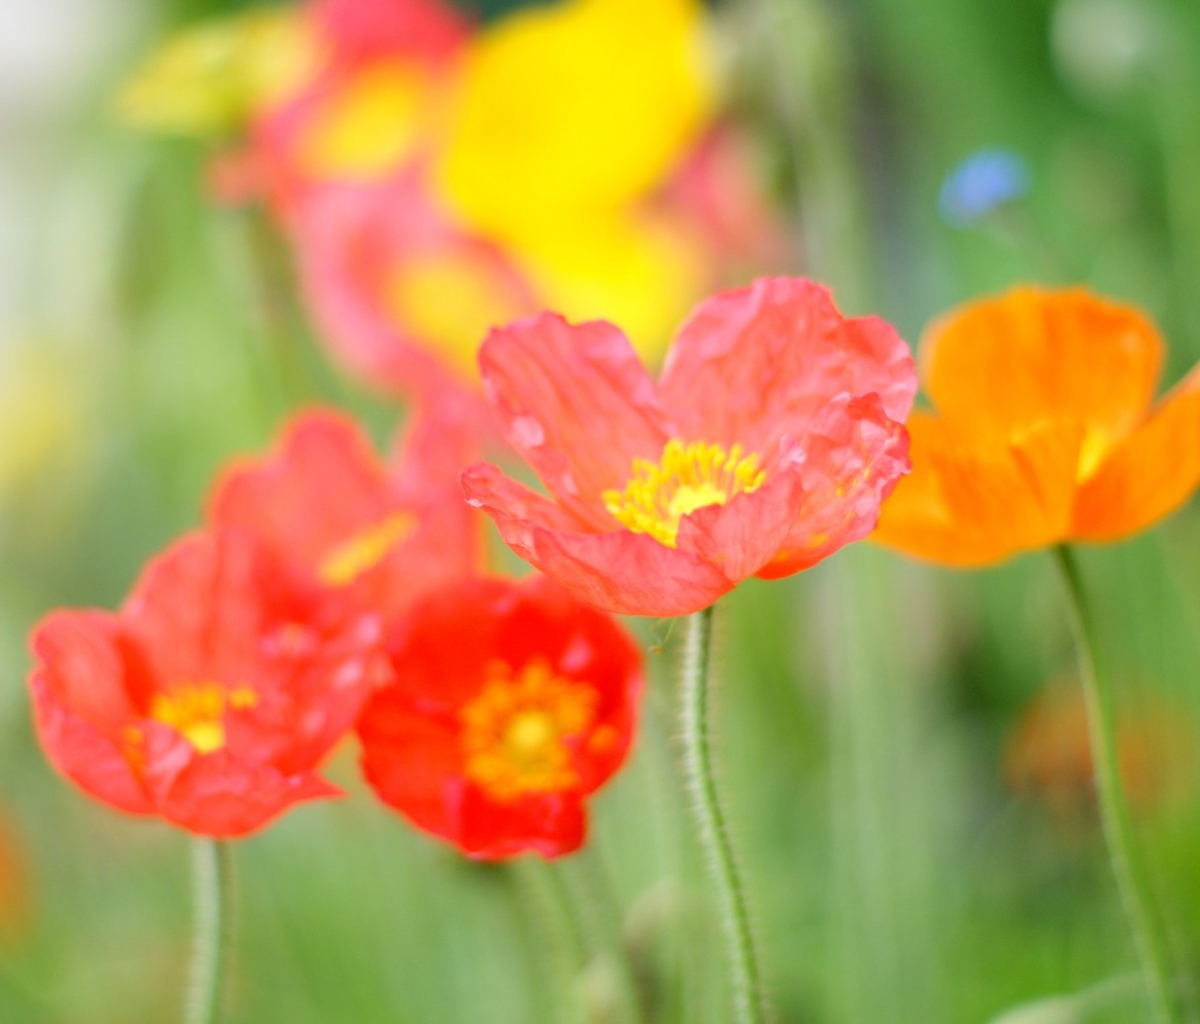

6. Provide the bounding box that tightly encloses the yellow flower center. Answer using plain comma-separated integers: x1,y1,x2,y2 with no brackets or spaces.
149,683,258,754
460,659,598,802
318,512,417,587
602,439,766,547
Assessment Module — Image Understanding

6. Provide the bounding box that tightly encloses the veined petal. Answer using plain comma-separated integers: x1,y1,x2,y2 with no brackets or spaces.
463,462,731,617
1073,364,1200,540
922,287,1163,441
478,313,671,526
758,393,911,579
658,277,916,458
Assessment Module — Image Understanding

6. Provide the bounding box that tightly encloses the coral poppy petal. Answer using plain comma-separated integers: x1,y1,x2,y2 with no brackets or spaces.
657,277,916,455
873,412,1084,566
211,409,397,568
464,463,732,616
478,313,671,526
758,393,912,578
1073,365,1200,540
675,465,807,580
147,735,341,838
922,287,1164,438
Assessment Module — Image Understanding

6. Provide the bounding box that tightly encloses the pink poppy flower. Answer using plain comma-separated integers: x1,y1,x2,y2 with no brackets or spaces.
461,277,917,617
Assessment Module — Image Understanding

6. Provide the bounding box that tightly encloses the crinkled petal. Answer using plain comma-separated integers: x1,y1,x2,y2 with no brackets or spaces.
210,409,398,568
463,462,731,616
872,412,1084,567
922,286,1163,440
658,277,916,457
1073,363,1200,540
757,393,912,578
143,725,340,838
27,612,152,816
478,313,671,526
675,465,807,581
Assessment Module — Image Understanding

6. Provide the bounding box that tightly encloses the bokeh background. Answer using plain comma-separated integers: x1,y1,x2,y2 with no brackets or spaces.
3,0,1200,1021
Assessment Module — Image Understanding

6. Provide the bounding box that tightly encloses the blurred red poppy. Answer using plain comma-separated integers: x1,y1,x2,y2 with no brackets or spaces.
462,277,916,616
357,574,643,859
209,404,483,625
28,531,388,837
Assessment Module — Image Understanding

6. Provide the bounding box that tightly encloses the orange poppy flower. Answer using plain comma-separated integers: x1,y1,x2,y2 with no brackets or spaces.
28,531,388,837
209,404,483,625
357,574,642,859
873,287,1200,565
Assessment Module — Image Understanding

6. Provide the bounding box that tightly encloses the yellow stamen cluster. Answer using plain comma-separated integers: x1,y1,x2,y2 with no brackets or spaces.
150,683,258,754
602,439,766,547
318,512,417,587
461,660,597,802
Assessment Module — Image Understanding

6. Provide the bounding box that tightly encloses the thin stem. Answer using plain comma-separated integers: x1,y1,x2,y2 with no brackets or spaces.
1052,546,1179,1024
184,839,235,1024
679,605,770,1024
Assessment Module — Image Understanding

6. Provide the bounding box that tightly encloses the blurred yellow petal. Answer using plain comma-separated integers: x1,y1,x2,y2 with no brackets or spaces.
383,250,532,377
435,0,715,240
511,213,708,367
296,62,429,180
115,9,318,137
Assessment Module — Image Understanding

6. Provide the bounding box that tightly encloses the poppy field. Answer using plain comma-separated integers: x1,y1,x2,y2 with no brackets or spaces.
3,0,1200,1022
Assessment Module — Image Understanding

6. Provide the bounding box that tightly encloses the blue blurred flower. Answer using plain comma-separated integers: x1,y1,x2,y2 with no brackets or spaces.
939,149,1031,227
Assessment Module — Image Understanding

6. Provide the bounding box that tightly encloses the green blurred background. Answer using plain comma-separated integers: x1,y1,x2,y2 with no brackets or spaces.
3,0,1200,1021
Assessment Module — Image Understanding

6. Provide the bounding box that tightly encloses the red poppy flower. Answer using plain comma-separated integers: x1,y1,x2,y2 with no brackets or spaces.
461,277,917,617
357,574,642,859
209,404,483,625
28,531,388,837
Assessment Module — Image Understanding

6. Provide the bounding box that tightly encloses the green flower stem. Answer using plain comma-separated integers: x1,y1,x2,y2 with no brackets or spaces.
184,839,235,1024
1052,546,1179,1024
680,605,769,1024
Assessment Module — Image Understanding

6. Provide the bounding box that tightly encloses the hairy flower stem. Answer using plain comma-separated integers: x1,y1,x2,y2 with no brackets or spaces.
680,605,769,1024
1053,546,1179,1024
184,839,235,1024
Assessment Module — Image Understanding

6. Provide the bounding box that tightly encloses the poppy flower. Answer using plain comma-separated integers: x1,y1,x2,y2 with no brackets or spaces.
461,277,917,617
872,287,1200,566
28,531,387,837
209,404,483,625
357,574,642,858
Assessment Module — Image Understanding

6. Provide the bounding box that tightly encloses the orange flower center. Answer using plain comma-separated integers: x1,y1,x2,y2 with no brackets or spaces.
602,439,766,547
460,659,598,802
148,682,258,754
318,512,417,587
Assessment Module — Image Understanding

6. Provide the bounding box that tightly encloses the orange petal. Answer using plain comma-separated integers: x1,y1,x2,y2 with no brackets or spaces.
922,287,1163,442
872,412,1084,567
1072,363,1200,540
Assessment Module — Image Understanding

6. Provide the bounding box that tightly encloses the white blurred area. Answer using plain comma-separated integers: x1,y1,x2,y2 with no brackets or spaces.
0,0,154,504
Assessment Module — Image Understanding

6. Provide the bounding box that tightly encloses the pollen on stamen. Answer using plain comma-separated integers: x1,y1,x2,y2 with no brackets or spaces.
602,439,767,547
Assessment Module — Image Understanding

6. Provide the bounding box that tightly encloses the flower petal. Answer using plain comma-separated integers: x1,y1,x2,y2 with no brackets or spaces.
657,277,916,457
872,412,1084,567
143,727,341,838
478,313,671,525
28,612,152,816
463,462,732,616
1073,364,1200,540
922,287,1163,440
756,393,911,579
458,786,586,860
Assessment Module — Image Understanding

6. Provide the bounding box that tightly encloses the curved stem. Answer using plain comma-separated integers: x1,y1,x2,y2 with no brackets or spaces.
679,605,770,1024
1052,546,1179,1024
184,839,235,1024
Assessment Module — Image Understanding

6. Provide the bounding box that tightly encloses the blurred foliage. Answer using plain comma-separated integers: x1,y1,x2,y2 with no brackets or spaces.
3,0,1200,1022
